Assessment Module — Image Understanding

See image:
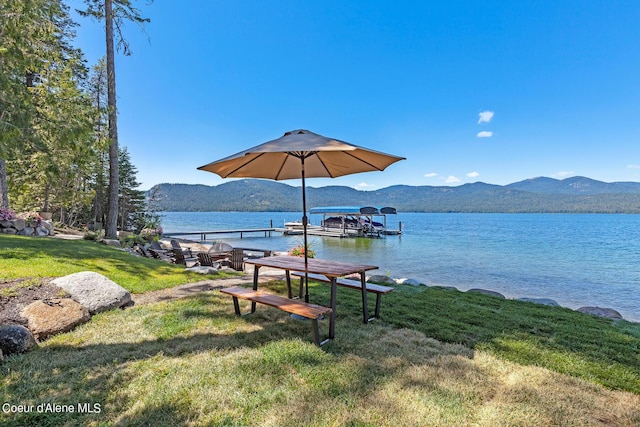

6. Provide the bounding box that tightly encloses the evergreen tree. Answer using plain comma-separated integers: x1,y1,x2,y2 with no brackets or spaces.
1,0,96,218
78,0,150,239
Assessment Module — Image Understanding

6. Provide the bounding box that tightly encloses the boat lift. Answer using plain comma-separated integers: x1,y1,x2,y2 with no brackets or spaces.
307,206,401,237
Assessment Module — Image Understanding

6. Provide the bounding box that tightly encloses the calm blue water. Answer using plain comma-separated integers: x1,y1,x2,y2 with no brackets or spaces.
161,212,640,322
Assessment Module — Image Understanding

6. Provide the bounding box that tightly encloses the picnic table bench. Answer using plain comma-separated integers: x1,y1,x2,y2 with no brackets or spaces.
291,272,394,320
220,286,332,346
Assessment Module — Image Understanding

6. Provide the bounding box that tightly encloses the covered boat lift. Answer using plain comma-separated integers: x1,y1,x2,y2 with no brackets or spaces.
308,206,401,237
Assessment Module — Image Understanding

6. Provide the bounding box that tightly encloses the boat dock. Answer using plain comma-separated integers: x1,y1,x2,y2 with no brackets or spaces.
306,206,402,237
164,206,402,241
164,228,277,241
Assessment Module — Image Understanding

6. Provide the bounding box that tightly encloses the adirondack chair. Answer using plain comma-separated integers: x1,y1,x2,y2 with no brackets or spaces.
170,239,193,258
172,249,199,267
197,252,220,268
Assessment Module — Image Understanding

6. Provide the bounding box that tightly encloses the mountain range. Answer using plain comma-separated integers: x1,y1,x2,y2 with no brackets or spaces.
147,176,640,213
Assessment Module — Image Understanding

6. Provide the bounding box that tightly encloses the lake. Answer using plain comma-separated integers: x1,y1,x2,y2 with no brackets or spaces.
160,212,640,322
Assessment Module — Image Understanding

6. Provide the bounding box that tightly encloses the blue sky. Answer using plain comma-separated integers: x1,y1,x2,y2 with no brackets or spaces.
70,0,640,190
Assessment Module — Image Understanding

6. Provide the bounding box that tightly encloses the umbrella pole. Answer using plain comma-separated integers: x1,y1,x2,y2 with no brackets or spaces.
301,156,310,303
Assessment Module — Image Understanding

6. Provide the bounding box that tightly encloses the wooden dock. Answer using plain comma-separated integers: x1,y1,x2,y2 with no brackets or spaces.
163,228,277,241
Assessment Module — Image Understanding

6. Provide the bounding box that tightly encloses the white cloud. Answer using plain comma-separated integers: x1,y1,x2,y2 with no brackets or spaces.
355,182,375,190
627,165,640,169
553,171,575,178
478,111,494,124
445,175,461,183
466,171,480,178
424,172,438,178
477,131,493,138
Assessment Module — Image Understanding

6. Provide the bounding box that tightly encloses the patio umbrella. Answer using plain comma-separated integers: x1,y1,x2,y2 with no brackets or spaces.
197,129,405,302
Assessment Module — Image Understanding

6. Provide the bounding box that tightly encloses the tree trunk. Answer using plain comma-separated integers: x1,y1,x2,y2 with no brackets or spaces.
0,158,8,209
105,0,119,239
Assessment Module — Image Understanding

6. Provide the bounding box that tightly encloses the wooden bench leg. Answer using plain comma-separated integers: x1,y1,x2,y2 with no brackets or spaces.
360,274,369,324
231,296,257,316
298,277,304,300
251,265,259,313
232,296,241,316
311,319,320,346
286,270,292,299
329,279,337,340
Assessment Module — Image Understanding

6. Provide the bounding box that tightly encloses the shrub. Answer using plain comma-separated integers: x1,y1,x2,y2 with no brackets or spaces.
120,234,146,248
0,208,16,221
18,211,42,224
288,243,316,258
83,230,104,241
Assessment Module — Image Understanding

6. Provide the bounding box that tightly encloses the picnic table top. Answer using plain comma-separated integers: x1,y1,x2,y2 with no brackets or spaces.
244,255,378,277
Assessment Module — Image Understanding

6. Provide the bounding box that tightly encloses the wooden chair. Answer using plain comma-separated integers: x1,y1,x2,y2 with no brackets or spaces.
172,249,199,267
197,252,220,268
150,240,172,255
230,247,244,271
170,239,193,257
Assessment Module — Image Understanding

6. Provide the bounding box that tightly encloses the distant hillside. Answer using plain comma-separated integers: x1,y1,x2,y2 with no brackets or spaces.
506,176,640,195
147,177,640,213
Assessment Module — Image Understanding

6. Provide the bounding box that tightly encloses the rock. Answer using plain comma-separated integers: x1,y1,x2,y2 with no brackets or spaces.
17,226,34,236
467,288,506,299
35,226,49,237
185,265,218,274
186,266,220,275
41,221,55,232
0,325,37,355
52,271,132,314
1,227,17,234
100,239,121,247
577,306,624,320
394,278,422,286
518,297,560,307
0,347,3,362
0,220,12,228
367,275,396,285
12,218,26,231
431,285,459,291
21,298,90,340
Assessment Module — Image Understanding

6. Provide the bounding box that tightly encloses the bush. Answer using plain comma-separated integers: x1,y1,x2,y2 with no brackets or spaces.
120,234,146,248
0,208,16,221
288,243,316,258
83,230,104,241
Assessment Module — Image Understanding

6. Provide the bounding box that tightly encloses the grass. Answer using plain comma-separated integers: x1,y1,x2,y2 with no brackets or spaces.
1,235,640,425
0,234,235,293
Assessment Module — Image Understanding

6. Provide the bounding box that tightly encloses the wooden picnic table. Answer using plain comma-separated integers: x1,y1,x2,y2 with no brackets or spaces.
244,256,378,341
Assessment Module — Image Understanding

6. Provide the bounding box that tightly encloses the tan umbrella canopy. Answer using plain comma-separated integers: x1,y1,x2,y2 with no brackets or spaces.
198,129,405,180
198,129,405,302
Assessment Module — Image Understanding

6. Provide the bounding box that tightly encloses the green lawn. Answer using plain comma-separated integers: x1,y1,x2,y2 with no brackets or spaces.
0,234,231,293
1,234,639,426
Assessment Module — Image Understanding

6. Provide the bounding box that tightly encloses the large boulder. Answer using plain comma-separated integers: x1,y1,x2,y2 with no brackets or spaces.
17,226,34,236
35,226,49,237
577,306,624,320
366,275,396,285
21,298,90,340
467,288,506,299
186,266,220,275
52,272,132,314
518,297,560,307
394,278,422,286
0,325,37,355
12,218,26,231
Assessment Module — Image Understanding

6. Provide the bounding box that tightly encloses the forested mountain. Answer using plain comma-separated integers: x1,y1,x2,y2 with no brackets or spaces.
147,177,640,213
